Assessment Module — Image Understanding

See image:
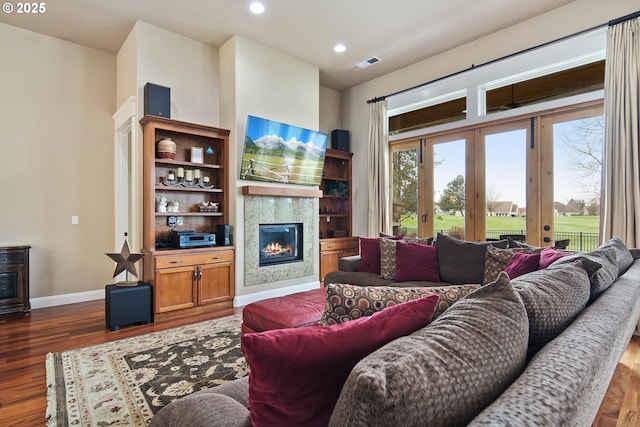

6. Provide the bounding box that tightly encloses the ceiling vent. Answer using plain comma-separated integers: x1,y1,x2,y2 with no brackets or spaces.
356,56,382,69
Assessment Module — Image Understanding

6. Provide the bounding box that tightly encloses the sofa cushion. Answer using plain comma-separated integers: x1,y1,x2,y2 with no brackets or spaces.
329,272,528,427
552,246,618,301
358,237,381,274
320,282,480,325
503,252,540,278
150,391,251,427
379,237,432,280
511,258,598,355
483,245,543,285
241,288,327,333
395,241,440,282
242,294,440,427
539,246,570,269
435,233,508,284
600,237,634,275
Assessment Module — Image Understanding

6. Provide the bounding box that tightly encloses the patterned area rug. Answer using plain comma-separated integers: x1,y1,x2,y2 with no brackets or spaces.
46,314,248,426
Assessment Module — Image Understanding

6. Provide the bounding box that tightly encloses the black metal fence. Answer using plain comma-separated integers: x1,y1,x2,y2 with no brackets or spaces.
397,227,600,251
483,229,599,251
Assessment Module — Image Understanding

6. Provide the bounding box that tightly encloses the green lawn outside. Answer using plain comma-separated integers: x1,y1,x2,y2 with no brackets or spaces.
398,214,599,235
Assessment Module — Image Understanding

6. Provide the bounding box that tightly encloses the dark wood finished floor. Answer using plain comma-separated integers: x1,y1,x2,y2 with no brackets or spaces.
0,300,240,427
0,300,638,427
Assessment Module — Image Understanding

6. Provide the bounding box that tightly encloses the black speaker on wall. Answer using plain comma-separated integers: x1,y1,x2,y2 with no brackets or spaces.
144,83,171,118
217,224,231,246
331,129,350,151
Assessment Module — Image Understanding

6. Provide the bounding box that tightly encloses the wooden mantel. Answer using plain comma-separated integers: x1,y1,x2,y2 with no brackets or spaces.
241,185,323,198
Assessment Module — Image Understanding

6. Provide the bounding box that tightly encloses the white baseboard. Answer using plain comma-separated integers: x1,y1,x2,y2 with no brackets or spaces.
234,281,320,307
31,289,104,310
31,281,320,310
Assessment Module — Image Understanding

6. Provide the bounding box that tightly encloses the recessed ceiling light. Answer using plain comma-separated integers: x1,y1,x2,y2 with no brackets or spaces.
333,43,346,53
249,2,265,14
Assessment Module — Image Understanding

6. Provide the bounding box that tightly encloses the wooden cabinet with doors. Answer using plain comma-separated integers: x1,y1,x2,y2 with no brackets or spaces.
140,116,234,313
0,245,30,316
319,149,357,285
152,249,234,313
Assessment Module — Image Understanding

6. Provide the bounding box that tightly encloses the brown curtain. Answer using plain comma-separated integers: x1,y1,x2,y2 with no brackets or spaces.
601,15,640,246
368,100,391,236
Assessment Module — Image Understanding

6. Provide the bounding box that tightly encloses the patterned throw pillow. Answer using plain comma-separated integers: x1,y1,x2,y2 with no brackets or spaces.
483,245,543,285
321,282,480,325
378,237,402,279
329,273,529,427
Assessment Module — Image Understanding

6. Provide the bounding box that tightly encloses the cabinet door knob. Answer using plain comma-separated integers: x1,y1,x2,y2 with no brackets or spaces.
211,256,223,260
170,260,183,264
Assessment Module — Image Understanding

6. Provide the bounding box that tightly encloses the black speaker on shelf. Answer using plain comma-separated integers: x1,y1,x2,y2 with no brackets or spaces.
217,224,231,246
331,129,350,151
144,83,171,118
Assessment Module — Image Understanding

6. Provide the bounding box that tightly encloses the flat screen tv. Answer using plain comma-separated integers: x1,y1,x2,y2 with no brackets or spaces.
240,115,328,186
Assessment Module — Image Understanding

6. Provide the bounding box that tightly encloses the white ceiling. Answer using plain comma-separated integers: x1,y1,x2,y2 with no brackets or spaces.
0,0,574,90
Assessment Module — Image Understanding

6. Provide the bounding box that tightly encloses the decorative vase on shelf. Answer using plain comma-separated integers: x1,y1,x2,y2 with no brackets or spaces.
157,138,176,159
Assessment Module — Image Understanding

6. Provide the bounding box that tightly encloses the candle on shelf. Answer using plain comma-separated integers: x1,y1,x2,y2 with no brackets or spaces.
203,176,210,183
167,172,175,181
194,169,201,179
185,169,193,182
177,167,185,178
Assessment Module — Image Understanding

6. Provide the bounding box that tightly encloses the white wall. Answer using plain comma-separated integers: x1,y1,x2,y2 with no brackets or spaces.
0,23,116,299
134,21,219,126
319,85,341,135
219,36,321,301
342,0,640,238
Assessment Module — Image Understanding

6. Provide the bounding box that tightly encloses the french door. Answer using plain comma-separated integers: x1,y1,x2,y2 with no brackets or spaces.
390,101,603,246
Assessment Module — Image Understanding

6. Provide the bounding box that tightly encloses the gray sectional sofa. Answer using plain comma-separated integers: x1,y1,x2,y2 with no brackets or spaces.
151,237,640,427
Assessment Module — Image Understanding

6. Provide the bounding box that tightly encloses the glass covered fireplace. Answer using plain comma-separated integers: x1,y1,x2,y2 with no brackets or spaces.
259,223,303,267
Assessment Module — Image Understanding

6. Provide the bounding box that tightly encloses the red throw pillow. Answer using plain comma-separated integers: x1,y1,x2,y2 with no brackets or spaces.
395,242,440,282
503,252,540,279
359,237,381,273
539,246,570,269
241,294,440,427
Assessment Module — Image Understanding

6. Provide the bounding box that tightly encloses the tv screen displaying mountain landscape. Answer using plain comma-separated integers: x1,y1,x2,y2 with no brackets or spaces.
240,115,328,186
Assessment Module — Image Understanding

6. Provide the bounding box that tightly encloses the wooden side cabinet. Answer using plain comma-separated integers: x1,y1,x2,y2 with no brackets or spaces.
150,248,235,313
319,237,358,286
0,245,31,316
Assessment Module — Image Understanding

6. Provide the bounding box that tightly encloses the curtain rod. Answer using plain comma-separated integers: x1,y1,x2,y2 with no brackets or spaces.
367,10,639,105
609,10,640,26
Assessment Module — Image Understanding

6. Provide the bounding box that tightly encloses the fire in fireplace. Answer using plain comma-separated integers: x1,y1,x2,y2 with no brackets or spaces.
259,223,303,266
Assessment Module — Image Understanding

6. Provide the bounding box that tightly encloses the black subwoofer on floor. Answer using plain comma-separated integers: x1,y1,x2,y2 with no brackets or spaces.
105,282,154,331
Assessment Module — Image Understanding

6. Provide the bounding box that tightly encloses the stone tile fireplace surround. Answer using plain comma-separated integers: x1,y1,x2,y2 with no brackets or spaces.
243,187,319,286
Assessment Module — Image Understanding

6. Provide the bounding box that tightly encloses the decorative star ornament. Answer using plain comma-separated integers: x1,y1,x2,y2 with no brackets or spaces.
106,239,145,283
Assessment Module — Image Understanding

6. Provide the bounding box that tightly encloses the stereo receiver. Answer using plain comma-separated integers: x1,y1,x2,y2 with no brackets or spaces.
168,230,216,249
